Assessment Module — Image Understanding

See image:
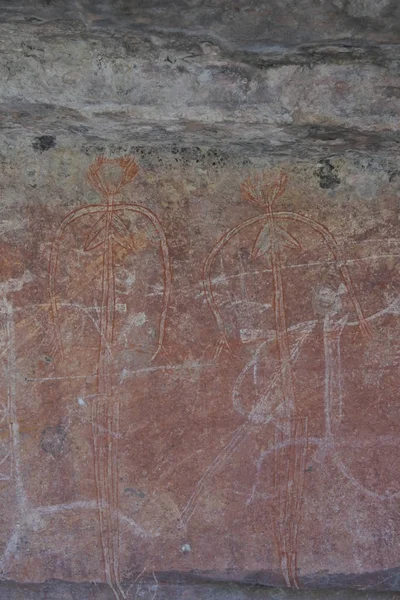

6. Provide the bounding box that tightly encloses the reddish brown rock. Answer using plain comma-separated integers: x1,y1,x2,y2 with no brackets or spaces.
0,144,399,598
0,2,399,596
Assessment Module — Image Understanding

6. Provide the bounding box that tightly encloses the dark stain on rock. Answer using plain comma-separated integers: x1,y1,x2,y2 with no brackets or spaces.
315,159,341,189
40,423,67,457
124,487,146,499
389,170,400,183
39,355,52,365
32,135,56,153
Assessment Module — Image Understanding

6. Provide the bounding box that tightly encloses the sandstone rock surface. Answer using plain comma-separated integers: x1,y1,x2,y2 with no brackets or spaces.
0,2,399,599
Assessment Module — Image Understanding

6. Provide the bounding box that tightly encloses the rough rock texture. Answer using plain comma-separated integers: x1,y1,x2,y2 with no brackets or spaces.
0,0,399,152
0,580,399,600
0,2,399,600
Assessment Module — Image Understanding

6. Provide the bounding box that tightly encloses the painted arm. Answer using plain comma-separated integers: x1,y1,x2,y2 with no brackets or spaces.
203,214,266,354
114,204,171,360
49,204,108,356
276,211,372,337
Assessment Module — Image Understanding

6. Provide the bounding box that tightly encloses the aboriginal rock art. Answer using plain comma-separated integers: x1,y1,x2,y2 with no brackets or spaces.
185,170,375,588
0,271,32,577
321,295,400,502
127,568,159,600
49,157,171,600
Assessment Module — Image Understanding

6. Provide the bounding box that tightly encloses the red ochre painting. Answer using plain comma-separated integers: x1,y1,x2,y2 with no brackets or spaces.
0,156,399,597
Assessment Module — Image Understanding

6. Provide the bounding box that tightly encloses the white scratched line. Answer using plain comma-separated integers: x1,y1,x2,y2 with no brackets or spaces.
23,374,96,382
0,298,30,576
219,298,271,309
157,447,205,480
36,501,150,538
118,513,154,538
212,253,400,286
37,500,98,514
0,526,22,573
122,360,214,378
180,321,316,525
0,303,101,313
347,238,399,246
348,295,400,325
22,362,214,383
321,311,400,500
145,253,400,299
36,303,101,311
285,253,400,270
5,301,27,511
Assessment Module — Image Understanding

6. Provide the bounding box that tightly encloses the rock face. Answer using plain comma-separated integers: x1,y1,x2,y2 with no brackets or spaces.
0,2,399,599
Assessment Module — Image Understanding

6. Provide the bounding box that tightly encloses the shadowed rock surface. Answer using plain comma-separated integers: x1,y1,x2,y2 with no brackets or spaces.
1,579,400,600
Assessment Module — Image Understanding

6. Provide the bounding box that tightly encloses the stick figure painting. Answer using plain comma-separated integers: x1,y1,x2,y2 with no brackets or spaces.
0,154,399,596
186,168,400,587
49,156,171,599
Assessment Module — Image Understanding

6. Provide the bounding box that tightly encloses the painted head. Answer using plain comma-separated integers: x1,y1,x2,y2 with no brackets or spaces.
312,284,345,317
241,169,288,211
87,155,139,198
